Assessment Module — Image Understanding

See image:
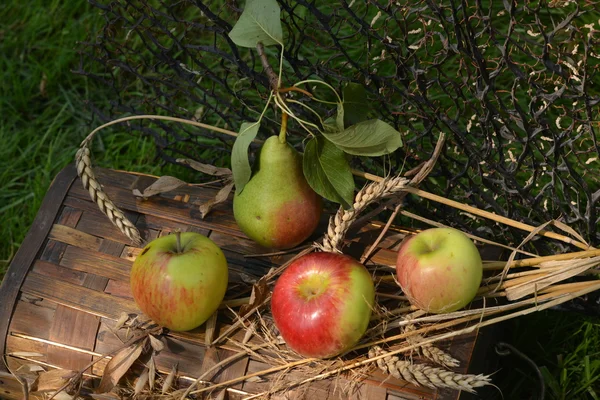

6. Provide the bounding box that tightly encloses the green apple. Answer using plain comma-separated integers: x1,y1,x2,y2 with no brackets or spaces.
130,232,228,331
395,228,482,314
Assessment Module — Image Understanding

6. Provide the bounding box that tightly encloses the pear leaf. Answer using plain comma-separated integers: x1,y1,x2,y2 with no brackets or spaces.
303,136,354,209
228,0,283,48
231,122,260,194
322,119,403,156
342,83,369,127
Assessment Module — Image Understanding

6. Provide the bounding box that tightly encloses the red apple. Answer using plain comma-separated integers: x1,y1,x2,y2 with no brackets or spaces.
130,232,229,331
271,252,375,359
396,227,482,314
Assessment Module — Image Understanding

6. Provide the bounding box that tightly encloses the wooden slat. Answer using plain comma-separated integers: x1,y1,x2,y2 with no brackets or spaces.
0,165,79,373
8,300,56,340
32,260,87,286
68,181,244,238
60,246,132,283
48,224,103,251
20,271,140,320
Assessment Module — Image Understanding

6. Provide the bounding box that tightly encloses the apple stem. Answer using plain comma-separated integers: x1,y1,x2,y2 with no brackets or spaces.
175,231,183,254
278,112,288,144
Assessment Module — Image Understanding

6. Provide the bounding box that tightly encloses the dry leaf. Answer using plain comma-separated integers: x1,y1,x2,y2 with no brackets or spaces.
204,312,219,346
242,321,255,345
176,158,232,177
133,176,187,199
198,180,234,219
149,335,164,353
16,364,45,373
239,278,269,317
161,363,178,394
134,368,149,396
148,356,156,391
36,369,77,392
114,312,130,331
96,339,145,393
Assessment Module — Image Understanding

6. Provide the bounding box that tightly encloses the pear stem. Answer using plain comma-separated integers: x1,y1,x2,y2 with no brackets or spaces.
279,112,288,143
175,231,183,254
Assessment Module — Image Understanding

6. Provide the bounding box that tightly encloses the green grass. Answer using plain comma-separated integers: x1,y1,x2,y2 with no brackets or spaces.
0,0,192,278
0,1,599,398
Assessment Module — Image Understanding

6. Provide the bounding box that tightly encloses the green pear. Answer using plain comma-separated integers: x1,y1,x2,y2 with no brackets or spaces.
233,135,323,249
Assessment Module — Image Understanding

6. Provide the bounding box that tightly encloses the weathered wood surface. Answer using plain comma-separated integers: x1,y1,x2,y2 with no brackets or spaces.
0,166,485,400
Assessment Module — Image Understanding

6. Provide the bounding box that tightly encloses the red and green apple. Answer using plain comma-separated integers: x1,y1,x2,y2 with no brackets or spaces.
271,252,375,359
396,227,482,314
130,232,229,331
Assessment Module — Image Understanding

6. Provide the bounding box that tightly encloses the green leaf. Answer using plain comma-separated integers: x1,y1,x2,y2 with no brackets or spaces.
343,83,369,127
231,122,260,193
323,119,403,156
228,0,283,48
303,136,354,209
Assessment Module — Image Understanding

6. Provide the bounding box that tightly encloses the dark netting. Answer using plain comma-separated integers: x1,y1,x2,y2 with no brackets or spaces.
76,0,600,251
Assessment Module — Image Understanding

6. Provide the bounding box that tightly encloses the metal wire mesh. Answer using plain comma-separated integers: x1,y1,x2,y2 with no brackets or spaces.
76,0,600,249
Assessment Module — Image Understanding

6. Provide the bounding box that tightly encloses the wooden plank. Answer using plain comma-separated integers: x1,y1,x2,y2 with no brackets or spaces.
352,380,388,400
60,246,132,283
199,347,249,388
20,271,140,320
48,224,103,251
8,300,56,340
31,260,87,286
68,180,244,238
75,207,144,246
0,165,79,372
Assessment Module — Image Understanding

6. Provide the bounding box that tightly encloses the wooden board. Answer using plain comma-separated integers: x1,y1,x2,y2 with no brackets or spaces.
0,165,488,399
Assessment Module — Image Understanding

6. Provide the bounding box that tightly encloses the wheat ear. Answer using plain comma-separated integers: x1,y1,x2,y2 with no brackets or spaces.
369,346,490,394
403,324,460,368
75,142,143,245
320,175,409,252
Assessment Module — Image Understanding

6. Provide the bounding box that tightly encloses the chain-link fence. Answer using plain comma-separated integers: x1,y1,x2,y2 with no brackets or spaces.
76,0,600,250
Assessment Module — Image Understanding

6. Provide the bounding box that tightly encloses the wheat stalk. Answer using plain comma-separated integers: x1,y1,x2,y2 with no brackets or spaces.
75,144,143,245
320,175,409,252
403,324,460,368
369,346,490,394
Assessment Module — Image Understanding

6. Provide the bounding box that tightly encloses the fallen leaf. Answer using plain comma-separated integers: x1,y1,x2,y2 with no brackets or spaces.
16,364,45,373
96,339,146,393
149,335,164,353
176,158,232,177
148,356,156,391
114,312,130,331
242,321,256,345
239,278,269,317
133,176,187,199
36,369,77,392
161,362,178,394
134,368,149,396
198,180,235,219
